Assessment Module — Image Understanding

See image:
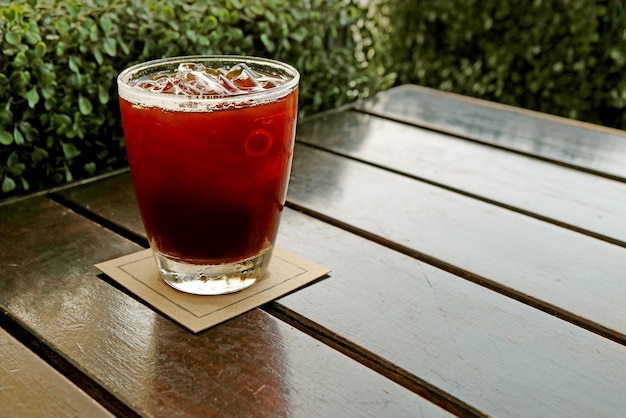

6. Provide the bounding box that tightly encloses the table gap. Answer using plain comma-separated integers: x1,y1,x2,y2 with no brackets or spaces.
47,192,148,248
352,107,626,185
45,158,626,347
0,308,140,418
262,302,488,418
43,190,483,416
284,200,626,348
293,140,626,250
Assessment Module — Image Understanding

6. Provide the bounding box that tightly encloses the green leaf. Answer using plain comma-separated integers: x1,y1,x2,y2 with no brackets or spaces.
93,46,104,65
100,16,113,35
103,36,117,56
53,114,72,127
55,19,71,35
97,84,109,105
0,130,13,145
44,96,57,111
185,29,197,43
2,177,16,193
34,41,46,57
0,107,13,125
20,176,30,191
13,50,27,68
203,15,218,31
160,6,175,21
18,121,37,142
260,33,275,52
84,162,96,175
89,23,99,42
290,27,307,43
117,36,130,55
196,35,209,47
31,146,49,163
25,87,39,108
41,85,55,99
9,70,30,88
5,30,22,45
67,73,82,89
56,41,66,56
96,148,109,160
7,153,26,175
68,56,80,74
64,164,73,182
61,142,80,160
2,6,17,22
24,30,40,45
281,38,291,51
72,111,85,139
78,95,92,115
13,126,25,145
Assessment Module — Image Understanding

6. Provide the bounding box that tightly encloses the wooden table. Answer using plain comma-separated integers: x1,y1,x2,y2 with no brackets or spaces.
2,85,626,417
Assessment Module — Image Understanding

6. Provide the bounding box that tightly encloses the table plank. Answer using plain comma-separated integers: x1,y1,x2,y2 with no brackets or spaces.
287,145,626,342
356,85,626,181
296,110,626,247
276,211,626,418
0,327,114,418
0,197,453,418
55,172,626,417
49,168,147,245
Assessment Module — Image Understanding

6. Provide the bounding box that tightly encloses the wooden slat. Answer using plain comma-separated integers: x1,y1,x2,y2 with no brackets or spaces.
51,168,146,241
0,197,452,418
56,171,626,417
276,211,626,418
286,145,626,341
0,327,114,418
296,110,626,246
356,85,626,181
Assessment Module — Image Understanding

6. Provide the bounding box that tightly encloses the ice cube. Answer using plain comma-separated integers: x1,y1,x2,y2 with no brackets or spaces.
217,73,238,93
261,80,277,89
132,62,284,96
174,63,230,95
225,63,261,90
136,75,183,94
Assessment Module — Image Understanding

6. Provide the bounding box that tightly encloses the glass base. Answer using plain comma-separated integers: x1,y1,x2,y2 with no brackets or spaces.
153,247,272,295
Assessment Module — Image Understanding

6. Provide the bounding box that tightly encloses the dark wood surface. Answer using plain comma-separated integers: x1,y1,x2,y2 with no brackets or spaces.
356,84,626,181
0,196,451,417
2,85,626,417
0,327,114,418
296,110,626,246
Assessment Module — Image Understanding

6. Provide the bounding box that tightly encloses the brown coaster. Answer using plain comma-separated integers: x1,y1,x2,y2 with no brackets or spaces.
95,248,329,333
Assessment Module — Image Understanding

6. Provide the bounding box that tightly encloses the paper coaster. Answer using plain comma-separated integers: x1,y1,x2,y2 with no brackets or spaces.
95,248,330,333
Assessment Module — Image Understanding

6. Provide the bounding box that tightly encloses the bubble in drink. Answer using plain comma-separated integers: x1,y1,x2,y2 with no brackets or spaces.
132,62,288,97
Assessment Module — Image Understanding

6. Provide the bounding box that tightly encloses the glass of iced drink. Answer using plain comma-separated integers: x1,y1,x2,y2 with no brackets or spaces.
117,56,299,295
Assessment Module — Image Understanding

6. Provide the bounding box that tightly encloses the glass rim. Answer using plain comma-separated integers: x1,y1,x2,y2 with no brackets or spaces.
117,55,300,110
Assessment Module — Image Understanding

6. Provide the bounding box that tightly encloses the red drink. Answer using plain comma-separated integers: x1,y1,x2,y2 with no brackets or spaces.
117,56,299,295
120,91,297,263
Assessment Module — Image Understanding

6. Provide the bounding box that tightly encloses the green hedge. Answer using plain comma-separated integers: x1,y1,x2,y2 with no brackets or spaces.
0,0,392,198
380,0,626,130
7,0,622,199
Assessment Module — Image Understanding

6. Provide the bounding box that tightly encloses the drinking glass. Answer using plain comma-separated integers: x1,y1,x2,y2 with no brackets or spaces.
117,56,299,295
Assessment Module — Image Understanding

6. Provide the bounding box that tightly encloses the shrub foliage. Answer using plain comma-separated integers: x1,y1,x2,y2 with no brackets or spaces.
0,0,391,197
380,0,626,129
6,0,622,198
